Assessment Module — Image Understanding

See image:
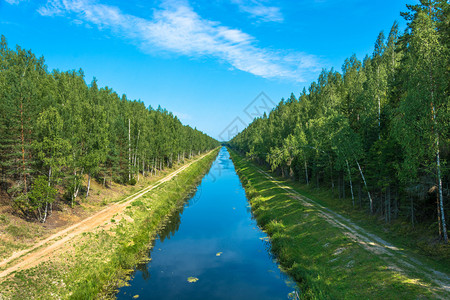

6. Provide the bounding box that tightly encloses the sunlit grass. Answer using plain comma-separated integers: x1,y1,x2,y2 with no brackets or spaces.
229,149,441,299
0,149,219,299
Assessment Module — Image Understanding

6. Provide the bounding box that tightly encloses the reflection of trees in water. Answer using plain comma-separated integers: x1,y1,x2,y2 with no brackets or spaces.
158,204,185,243
185,185,202,207
132,154,217,282
136,260,151,281
133,239,156,282
171,154,216,208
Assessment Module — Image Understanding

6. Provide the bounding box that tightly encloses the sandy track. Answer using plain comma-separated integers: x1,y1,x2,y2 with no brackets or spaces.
256,168,450,298
0,152,211,279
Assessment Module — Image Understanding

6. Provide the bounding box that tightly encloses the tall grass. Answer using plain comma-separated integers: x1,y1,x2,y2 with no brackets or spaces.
0,149,219,300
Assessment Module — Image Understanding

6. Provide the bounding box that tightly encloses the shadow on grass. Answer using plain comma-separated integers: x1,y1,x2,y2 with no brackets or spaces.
229,149,443,300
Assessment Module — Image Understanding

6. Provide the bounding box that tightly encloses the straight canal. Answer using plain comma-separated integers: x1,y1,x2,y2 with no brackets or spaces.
117,147,297,299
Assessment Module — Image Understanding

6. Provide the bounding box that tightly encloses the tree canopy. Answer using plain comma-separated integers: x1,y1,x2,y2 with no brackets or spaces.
0,36,219,222
230,0,449,242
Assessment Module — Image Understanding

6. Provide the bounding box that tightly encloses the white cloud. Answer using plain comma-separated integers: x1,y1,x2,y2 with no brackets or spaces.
4,0,27,4
37,0,319,81
231,0,283,23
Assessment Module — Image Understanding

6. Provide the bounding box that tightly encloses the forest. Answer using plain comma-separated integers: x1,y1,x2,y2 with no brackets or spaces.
0,36,219,223
230,1,450,242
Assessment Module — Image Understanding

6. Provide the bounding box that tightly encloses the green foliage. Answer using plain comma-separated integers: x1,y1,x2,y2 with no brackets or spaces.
230,149,446,299
0,149,219,299
230,1,449,240
0,35,219,222
28,176,57,222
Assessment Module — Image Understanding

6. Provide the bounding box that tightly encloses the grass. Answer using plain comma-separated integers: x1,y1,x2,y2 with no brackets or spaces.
229,149,447,299
0,153,213,262
278,178,450,271
0,149,219,300
0,216,46,260
286,183,450,276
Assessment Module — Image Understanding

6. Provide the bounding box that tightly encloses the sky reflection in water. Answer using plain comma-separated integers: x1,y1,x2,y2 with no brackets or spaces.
117,147,296,299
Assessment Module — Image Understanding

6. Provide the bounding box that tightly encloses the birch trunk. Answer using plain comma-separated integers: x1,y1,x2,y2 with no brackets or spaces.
128,118,131,181
153,157,155,176
48,166,52,186
431,94,448,242
19,70,27,193
133,129,140,176
20,97,27,192
437,138,448,242
86,172,91,198
346,159,355,207
356,159,373,214
437,192,443,238
72,169,83,207
137,158,140,182
142,158,145,178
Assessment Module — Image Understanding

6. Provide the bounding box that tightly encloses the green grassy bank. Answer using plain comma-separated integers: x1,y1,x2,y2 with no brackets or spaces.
229,149,446,299
0,153,211,263
0,148,219,300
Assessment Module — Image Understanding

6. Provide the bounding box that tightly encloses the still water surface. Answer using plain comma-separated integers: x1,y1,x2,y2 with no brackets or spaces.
117,147,296,299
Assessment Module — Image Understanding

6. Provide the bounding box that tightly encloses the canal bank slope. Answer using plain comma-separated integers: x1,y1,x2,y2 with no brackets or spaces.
229,149,450,299
0,148,219,299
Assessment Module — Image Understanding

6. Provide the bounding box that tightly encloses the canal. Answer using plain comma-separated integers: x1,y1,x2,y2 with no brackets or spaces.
117,147,296,299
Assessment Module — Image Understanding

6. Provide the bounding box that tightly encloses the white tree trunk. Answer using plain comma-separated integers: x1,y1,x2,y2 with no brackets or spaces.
431,74,448,242
356,159,373,214
128,118,131,181
435,115,448,243
152,157,155,176
346,159,355,207
133,129,140,176
48,166,52,186
137,157,140,182
72,169,83,207
86,172,91,198
142,158,145,178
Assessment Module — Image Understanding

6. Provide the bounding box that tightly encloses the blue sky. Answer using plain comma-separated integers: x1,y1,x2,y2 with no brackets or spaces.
0,0,416,140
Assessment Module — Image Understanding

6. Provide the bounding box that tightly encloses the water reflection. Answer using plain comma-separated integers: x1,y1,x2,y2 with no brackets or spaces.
158,204,184,243
118,147,297,299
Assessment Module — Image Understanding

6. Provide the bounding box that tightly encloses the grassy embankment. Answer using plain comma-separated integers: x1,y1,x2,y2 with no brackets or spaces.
229,149,448,299
0,153,213,261
281,176,450,273
0,148,219,299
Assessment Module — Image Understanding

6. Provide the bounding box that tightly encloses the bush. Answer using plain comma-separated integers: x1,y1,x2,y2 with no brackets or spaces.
13,176,57,222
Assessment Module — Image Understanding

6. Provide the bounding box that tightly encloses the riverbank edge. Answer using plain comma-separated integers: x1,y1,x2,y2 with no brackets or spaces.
0,148,220,299
229,148,442,299
0,152,212,263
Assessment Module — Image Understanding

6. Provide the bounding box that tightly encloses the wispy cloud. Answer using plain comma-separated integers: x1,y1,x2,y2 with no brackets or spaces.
5,0,27,4
37,0,319,81
231,0,284,23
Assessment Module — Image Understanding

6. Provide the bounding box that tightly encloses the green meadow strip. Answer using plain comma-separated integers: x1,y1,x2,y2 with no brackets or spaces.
0,149,219,300
229,149,442,300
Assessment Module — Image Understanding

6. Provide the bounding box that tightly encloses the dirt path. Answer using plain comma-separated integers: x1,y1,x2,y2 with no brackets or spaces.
256,168,450,298
0,152,211,279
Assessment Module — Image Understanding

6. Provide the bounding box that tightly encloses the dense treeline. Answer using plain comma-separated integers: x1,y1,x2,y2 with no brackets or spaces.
230,1,449,242
0,36,219,223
